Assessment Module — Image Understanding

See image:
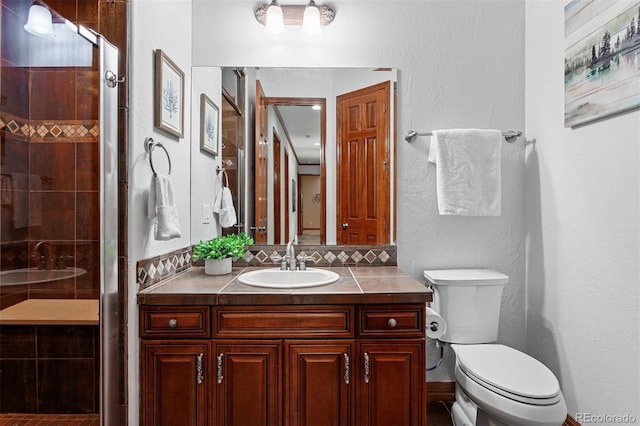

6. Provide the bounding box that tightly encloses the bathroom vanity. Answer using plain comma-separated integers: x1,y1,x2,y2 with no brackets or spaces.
137,266,432,426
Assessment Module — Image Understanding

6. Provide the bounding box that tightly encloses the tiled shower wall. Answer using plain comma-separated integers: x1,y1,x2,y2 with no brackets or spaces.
0,0,101,308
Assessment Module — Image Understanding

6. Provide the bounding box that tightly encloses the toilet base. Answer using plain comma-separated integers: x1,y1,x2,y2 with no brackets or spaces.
452,385,510,426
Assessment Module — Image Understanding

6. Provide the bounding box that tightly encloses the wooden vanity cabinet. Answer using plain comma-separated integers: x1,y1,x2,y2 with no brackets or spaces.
140,303,425,426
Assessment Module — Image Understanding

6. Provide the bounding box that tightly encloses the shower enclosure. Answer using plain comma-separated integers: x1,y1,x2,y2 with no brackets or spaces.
0,1,119,423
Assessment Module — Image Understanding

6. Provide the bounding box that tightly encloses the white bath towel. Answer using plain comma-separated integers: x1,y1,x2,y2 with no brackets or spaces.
148,173,181,240
214,186,237,228
428,129,502,216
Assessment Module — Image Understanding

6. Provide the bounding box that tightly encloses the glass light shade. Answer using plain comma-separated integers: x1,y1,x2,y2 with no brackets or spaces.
302,2,322,36
24,4,55,37
265,1,286,35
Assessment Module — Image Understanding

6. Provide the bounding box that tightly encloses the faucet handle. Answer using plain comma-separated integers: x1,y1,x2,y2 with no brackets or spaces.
271,255,289,270
55,255,74,270
296,255,314,271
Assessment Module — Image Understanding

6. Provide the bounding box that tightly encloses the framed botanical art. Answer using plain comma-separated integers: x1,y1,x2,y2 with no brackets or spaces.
564,0,640,127
154,49,184,138
200,94,219,156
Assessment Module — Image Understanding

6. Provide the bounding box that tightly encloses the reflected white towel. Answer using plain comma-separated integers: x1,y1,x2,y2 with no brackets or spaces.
214,186,237,228
428,129,502,216
148,173,181,240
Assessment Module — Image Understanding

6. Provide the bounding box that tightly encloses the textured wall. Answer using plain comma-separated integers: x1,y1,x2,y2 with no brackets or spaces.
525,1,640,419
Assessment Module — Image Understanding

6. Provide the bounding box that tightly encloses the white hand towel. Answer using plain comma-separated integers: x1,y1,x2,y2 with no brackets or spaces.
214,186,237,228
148,173,181,240
429,129,502,216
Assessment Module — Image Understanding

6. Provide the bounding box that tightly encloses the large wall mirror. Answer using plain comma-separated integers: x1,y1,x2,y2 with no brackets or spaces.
191,67,397,246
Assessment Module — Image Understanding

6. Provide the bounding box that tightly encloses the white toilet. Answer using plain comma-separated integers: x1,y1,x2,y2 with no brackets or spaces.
424,269,567,426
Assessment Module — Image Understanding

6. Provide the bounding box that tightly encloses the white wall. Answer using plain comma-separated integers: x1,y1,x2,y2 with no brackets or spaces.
128,1,193,424
525,0,639,419
192,0,526,382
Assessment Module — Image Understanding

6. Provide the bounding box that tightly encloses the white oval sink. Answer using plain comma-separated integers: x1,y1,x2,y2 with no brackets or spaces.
237,268,340,289
0,267,87,286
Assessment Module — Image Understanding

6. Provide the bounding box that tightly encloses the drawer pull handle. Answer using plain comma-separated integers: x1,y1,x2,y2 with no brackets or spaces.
168,318,178,328
217,353,224,384
387,318,397,328
196,353,204,384
343,353,350,385
364,352,370,384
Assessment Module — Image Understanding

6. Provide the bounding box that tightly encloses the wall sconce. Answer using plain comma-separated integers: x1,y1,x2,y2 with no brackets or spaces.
24,3,55,37
255,0,335,35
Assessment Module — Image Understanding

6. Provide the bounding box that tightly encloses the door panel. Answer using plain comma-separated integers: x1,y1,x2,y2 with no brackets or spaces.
285,341,354,426
215,342,280,426
254,81,268,243
337,82,390,245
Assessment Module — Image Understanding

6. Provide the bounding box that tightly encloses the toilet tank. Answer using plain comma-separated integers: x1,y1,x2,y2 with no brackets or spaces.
424,269,508,344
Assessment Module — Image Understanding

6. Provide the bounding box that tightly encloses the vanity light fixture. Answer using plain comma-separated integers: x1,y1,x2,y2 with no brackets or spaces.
24,3,55,37
255,0,335,34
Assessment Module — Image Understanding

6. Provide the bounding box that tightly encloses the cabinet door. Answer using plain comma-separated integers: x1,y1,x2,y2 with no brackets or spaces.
214,341,281,426
285,340,355,426
357,341,425,426
141,342,209,426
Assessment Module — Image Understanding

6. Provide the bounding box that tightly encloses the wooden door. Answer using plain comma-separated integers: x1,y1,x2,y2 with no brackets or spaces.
273,130,282,244
284,150,290,243
357,341,424,426
215,341,281,426
141,342,208,426
336,81,390,245
284,341,355,426
254,80,268,243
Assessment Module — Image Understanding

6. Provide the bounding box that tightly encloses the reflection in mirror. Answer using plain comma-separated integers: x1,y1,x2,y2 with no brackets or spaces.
191,67,396,247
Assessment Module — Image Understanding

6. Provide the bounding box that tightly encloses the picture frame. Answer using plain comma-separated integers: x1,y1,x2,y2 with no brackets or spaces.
154,49,184,138
564,0,640,127
200,94,219,156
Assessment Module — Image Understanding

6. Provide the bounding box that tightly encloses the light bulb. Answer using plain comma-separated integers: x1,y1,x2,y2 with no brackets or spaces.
302,0,322,36
265,0,286,35
24,4,55,37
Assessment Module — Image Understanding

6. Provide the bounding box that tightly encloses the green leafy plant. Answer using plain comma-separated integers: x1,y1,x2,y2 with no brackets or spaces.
192,233,254,261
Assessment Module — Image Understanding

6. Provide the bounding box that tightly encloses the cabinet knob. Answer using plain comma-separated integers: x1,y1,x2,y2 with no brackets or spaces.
387,318,397,328
168,318,178,328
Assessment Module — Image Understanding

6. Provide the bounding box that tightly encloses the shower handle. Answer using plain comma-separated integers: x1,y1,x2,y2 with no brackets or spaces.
105,70,126,88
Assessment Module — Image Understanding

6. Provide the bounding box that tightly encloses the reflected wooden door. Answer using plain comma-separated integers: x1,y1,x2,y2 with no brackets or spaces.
254,80,268,243
273,130,281,244
284,151,290,243
336,81,390,245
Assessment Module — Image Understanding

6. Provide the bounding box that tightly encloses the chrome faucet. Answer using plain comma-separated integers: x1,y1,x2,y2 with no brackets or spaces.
285,237,297,271
34,241,51,270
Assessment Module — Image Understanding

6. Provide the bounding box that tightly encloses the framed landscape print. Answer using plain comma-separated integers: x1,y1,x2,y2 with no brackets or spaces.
564,0,640,127
200,94,219,156
154,49,185,138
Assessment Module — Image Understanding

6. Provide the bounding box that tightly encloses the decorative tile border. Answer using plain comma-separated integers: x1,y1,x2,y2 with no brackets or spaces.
136,247,192,290
137,244,397,290
0,112,98,142
235,244,397,268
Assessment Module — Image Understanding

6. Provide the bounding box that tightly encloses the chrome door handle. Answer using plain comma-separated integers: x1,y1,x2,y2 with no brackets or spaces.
196,353,204,384
250,226,266,231
341,223,349,230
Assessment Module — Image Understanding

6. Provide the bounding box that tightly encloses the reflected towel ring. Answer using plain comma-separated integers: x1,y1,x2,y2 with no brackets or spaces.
145,137,172,176
216,165,229,188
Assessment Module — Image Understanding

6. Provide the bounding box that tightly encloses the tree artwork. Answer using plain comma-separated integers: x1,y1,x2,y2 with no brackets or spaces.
163,80,179,118
205,112,216,143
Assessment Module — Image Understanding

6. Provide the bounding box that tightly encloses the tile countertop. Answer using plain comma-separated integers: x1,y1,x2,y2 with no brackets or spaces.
137,266,432,305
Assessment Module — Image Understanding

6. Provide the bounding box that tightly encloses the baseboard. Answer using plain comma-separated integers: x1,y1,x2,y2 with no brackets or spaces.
564,415,581,426
426,381,456,402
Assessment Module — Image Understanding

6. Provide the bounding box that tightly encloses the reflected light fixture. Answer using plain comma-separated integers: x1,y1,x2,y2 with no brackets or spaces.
24,3,55,37
255,1,335,34
302,0,322,36
265,0,286,35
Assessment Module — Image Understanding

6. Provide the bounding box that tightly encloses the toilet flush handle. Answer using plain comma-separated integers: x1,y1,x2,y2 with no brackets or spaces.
428,321,440,332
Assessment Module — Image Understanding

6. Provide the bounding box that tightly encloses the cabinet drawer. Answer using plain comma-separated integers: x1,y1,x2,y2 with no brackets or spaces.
140,306,210,338
214,305,354,338
358,304,424,338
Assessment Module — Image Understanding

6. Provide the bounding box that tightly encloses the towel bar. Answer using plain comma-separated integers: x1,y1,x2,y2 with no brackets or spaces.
145,137,172,176
405,130,522,143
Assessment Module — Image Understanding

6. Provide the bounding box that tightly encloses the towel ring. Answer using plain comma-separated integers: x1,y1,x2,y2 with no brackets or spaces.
216,166,229,188
145,137,172,176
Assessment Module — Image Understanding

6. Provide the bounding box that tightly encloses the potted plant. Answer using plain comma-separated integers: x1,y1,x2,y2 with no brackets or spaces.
192,232,254,275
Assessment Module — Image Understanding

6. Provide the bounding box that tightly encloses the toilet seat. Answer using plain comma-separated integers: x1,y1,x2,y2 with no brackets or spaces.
453,344,562,405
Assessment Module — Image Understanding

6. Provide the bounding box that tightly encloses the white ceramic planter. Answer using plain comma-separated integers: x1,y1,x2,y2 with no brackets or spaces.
204,257,232,275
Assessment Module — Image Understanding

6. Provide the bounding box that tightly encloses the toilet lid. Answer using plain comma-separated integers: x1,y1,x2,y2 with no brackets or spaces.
454,344,561,402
